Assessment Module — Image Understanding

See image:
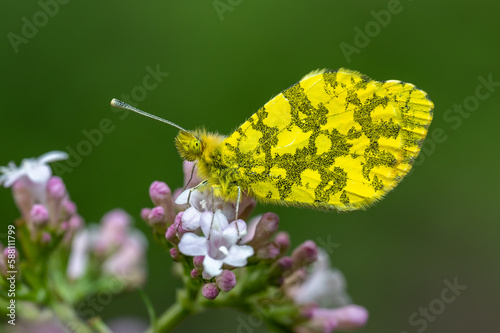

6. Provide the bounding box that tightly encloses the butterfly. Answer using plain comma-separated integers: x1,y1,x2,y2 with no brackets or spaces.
111,68,433,212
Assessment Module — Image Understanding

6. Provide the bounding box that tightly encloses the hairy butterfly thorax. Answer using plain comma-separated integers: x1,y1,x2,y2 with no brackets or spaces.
171,128,240,200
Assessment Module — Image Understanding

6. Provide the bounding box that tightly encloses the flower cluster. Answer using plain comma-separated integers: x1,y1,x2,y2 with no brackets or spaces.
141,161,369,332
0,152,147,332
67,209,147,288
0,151,81,247
1,152,369,333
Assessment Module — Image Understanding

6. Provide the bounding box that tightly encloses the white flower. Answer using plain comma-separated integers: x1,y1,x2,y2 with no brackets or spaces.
178,209,253,277
175,188,235,231
293,249,351,308
0,151,68,203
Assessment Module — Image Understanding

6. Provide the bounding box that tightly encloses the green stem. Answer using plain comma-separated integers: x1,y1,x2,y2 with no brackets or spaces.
139,289,157,332
147,261,203,333
89,317,113,333
51,301,93,333
149,301,191,333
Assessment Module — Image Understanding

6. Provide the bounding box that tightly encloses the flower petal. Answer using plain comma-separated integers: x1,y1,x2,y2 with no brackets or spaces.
200,211,214,237
223,244,254,267
37,151,69,164
174,188,192,205
26,164,51,184
223,220,247,244
312,305,369,331
214,210,229,230
0,169,22,187
178,233,208,256
67,230,91,279
220,202,236,222
203,255,224,277
241,215,261,243
181,207,201,231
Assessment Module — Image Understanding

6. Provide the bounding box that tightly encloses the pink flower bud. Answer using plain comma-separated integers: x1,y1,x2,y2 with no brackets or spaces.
190,268,200,279
169,247,180,260
30,204,49,226
193,255,204,269
202,282,220,300
47,176,66,199
12,181,33,220
275,231,290,254
215,270,237,292
63,200,77,216
292,241,318,270
148,206,166,225
140,208,151,222
149,181,175,223
174,212,188,236
69,215,83,229
149,181,171,206
165,224,178,244
269,256,293,283
41,232,52,244
46,177,67,225
277,256,293,271
256,243,280,259
249,213,279,249
165,212,187,244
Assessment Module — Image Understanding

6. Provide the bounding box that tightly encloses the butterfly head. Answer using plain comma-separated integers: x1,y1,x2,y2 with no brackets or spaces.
175,130,204,161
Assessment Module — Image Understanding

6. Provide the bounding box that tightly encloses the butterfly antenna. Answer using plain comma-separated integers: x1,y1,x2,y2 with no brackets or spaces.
110,98,188,132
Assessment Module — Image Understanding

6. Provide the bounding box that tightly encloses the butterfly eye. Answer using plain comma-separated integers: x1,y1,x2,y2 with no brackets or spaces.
189,139,202,155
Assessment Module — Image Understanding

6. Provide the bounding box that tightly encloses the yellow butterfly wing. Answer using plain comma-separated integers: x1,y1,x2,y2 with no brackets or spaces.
221,68,433,211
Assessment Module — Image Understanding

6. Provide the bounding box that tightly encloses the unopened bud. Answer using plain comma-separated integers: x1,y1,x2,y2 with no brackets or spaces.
140,208,151,223
249,213,279,249
274,231,290,254
202,282,220,300
148,206,165,224
215,270,237,292
30,204,49,226
291,240,318,270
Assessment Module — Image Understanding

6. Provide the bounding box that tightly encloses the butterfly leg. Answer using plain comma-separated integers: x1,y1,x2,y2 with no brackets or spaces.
181,162,197,194
235,186,241,220
234,186,242,238
208,185,216,240
186,179,208,208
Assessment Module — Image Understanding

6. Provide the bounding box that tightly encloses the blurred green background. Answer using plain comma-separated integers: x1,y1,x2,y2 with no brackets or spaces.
1,1,499,332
